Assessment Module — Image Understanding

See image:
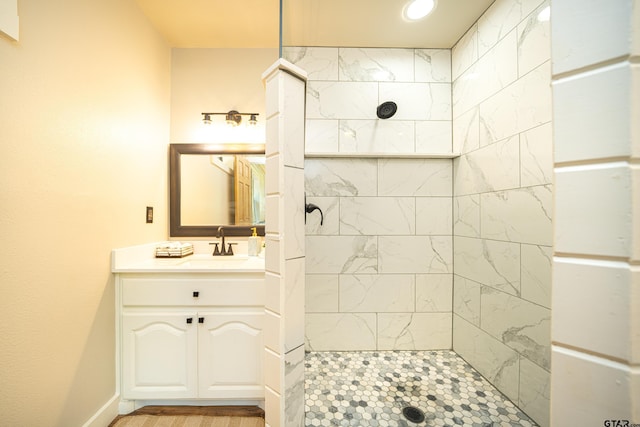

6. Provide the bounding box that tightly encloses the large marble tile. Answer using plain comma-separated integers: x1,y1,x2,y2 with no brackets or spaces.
453,30,518,118
265,272,281,314
265,155,281,196
453,195,481,238
415,120,452,154
307,81,378,119
340,197,415,235
379,236,452,274
519,357,551,427
416,197,452,236
378,313,452,350
264,386,280,427
521,122,553,187
479,61,551,146
305,313,376,351
415,49,451,83
551,0,633,74
415,274,453,312
305,196,339,236
555,164,635,258
284,166,305,260
454,236,521,296
306,236,377,274
340,274,414,313
453,135,520,196
477,0,542,57
305,158,377,196
452,106,480,154
481,286,551,370
305,119,338,153
339,119,415,153
282,47,339,80
305,274,338,313
281,75,306,169
553,259,639,363
378,158,452,196
338,48,414,82
264,349,281,393
452,23,478,81
453,314,520,402
379,82,451,121
521,244,552,309
265,194,280,235
284,346,305,427
553,62,633,163
453,275,481,326
481,185,553,246
284,257,305,352
551,347,636,426
517,1,551,77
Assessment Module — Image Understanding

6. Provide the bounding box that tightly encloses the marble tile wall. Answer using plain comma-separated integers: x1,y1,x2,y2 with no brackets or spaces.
283,47,455,354
263,60,307,427
284,47,453,155
551,0,640,425
451,1,552,426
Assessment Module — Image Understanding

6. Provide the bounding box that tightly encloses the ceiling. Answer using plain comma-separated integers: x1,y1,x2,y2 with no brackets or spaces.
135,0,496,49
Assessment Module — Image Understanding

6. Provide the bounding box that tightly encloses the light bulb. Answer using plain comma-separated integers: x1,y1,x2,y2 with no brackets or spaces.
405,0,435,20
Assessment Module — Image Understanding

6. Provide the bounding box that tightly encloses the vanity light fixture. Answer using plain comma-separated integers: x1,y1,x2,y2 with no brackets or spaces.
404,0,435,20
201,110,259,127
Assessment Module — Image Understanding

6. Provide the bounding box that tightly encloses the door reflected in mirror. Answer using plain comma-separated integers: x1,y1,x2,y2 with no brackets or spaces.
180,154,265,226
169,143,265,237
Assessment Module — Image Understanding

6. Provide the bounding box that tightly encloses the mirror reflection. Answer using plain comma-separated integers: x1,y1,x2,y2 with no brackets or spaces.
180,154,265,226
169,143,265,237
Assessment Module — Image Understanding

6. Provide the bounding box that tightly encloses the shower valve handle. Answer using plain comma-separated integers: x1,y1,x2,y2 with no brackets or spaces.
305,203,324,226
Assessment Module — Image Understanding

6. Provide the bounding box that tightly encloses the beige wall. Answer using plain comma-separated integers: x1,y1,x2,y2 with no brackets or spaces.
170,48,278,145
0,0,171,425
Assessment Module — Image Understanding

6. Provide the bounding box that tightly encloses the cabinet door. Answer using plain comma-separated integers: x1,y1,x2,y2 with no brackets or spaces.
198,311,264,399
122,312,198,399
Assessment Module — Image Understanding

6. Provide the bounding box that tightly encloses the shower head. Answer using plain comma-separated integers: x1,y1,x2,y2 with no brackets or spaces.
376,101,397,119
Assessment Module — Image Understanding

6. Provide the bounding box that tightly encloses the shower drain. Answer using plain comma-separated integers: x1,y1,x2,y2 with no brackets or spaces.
402,406,426,424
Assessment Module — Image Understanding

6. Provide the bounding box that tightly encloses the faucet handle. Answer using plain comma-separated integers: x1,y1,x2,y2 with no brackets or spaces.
209,242,221,256
225,242,237,256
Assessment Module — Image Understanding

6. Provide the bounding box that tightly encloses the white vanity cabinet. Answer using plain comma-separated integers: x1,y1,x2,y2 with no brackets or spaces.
116,272,264,403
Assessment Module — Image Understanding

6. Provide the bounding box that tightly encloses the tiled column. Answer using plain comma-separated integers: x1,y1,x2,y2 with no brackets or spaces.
262,59,307,427
551,0,640,424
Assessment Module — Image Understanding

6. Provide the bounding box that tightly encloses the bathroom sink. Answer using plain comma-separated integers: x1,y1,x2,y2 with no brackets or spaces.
174,254,263,271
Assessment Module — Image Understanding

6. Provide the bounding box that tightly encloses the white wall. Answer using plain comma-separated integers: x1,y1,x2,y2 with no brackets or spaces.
450,1,552,425
0,0,171,425
283,47,455,352
551,0,640,424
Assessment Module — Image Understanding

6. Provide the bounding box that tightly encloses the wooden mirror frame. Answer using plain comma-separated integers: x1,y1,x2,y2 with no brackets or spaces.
169,143,266,237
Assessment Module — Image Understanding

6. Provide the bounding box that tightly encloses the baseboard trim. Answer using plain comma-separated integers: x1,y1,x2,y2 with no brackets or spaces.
83,393,120,427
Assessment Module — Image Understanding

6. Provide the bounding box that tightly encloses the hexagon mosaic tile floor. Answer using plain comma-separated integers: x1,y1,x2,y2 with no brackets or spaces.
304,350,537,427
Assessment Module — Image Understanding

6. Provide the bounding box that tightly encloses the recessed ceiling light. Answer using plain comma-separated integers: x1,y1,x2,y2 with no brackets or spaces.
405,0,436,21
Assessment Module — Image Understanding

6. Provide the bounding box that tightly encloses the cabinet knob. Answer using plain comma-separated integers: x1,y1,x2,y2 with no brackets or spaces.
186,317,193,324
198,317,204,324
193,291,199,298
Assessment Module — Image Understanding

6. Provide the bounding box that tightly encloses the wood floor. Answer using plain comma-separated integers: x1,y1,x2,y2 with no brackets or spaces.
108,406,265,427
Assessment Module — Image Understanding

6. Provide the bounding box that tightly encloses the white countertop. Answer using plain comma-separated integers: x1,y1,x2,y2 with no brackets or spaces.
112,242,265,273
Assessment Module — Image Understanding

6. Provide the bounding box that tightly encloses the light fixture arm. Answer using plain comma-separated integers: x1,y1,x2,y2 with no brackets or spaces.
201,111,260,126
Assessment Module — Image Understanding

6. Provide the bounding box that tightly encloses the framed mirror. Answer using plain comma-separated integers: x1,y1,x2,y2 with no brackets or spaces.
169,143,266,237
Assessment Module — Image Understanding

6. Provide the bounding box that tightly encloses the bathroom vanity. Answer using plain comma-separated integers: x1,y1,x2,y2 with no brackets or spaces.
112,243,265,412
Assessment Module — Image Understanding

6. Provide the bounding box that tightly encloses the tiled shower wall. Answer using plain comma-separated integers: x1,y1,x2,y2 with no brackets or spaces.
283,0,553,424
451,0,552,426
283,47,455,352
